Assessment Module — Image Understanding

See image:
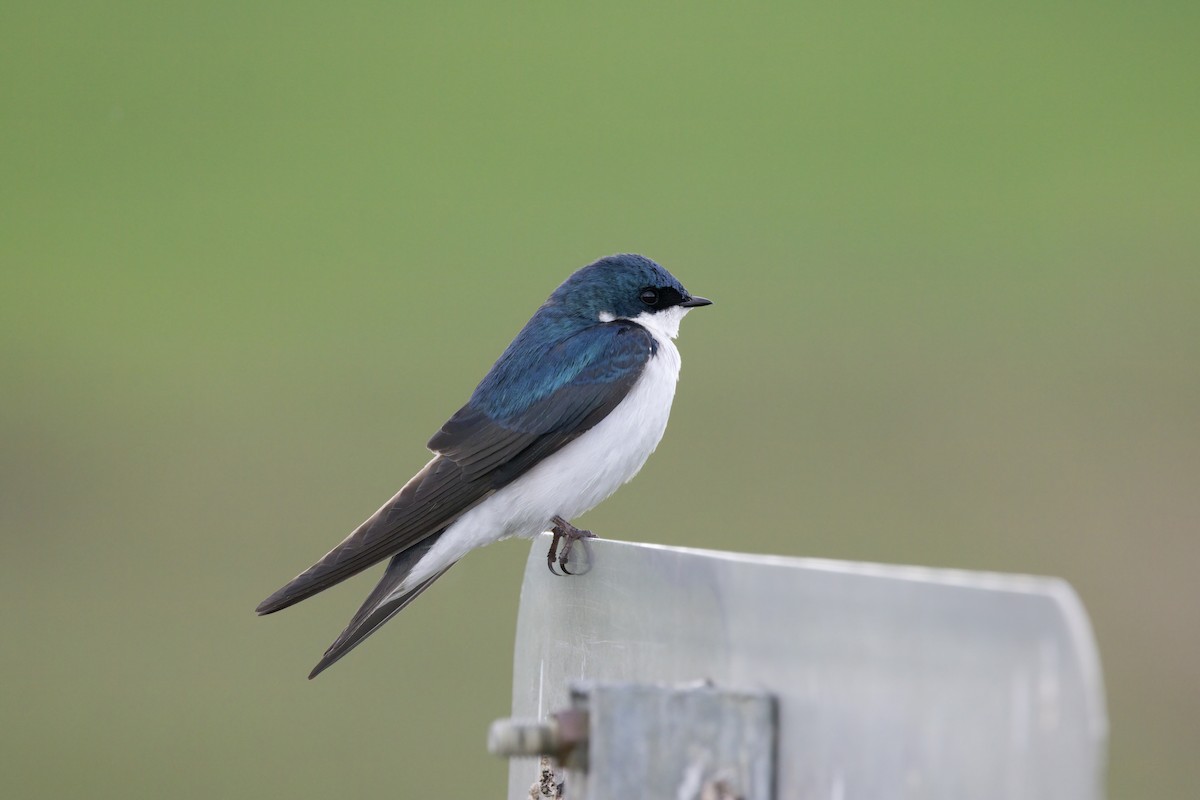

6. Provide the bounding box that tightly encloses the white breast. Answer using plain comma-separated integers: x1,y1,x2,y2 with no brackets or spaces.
400,309,688,591
501,330,682,524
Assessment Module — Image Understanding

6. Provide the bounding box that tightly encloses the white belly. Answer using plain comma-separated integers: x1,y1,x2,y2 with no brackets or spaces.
401,334,682,590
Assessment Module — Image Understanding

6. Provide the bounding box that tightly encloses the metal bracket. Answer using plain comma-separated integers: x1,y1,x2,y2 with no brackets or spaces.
490,681,777,800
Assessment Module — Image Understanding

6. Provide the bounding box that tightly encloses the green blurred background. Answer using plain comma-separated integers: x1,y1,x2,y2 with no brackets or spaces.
3,2,1196,797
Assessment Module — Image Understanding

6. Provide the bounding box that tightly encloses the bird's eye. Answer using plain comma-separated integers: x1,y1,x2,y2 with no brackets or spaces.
639,288,659,306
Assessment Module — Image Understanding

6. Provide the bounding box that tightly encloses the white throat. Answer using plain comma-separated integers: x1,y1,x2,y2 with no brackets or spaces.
598,305,689,340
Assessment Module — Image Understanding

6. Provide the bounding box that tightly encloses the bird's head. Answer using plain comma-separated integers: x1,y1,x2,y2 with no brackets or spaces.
548,254,712,340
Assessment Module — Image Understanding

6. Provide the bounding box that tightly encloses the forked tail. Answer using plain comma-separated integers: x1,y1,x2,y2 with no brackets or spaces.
308,531,454,679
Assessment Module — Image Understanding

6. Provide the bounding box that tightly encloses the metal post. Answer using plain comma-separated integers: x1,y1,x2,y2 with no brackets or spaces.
495,536,1107,799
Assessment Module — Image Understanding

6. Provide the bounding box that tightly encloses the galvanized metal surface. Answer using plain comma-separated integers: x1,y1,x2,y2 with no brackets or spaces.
579,683,776,800
504,535,1107,800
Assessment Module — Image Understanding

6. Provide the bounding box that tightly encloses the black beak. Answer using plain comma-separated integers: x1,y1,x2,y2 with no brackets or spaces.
680,296,713,308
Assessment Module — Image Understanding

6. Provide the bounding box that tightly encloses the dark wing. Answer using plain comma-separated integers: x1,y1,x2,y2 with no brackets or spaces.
255,321,654,615
428,321,655,486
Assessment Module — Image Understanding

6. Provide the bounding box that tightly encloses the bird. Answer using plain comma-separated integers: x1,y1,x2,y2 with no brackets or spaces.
255,253,712,678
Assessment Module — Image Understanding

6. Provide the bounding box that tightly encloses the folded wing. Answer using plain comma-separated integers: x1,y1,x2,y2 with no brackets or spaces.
255,321,655,615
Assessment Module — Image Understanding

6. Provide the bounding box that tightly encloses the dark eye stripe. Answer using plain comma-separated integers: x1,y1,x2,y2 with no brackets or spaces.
638,286,685,310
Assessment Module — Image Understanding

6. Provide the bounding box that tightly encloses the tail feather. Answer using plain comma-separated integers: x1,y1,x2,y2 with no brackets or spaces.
307,532,454,679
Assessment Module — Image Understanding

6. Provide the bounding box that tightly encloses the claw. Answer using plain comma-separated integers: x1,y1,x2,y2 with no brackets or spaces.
546,530,564,576
559,535,594,576
564,537,597,575
547,515,596,577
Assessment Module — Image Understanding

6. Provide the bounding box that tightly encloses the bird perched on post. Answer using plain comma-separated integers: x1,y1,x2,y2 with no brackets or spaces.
256,253,712,677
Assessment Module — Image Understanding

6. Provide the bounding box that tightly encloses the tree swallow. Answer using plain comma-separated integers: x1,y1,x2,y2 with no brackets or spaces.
256,254,712,678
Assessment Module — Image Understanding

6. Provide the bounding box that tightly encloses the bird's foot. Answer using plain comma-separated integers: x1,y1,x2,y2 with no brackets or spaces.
547,515,596,576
